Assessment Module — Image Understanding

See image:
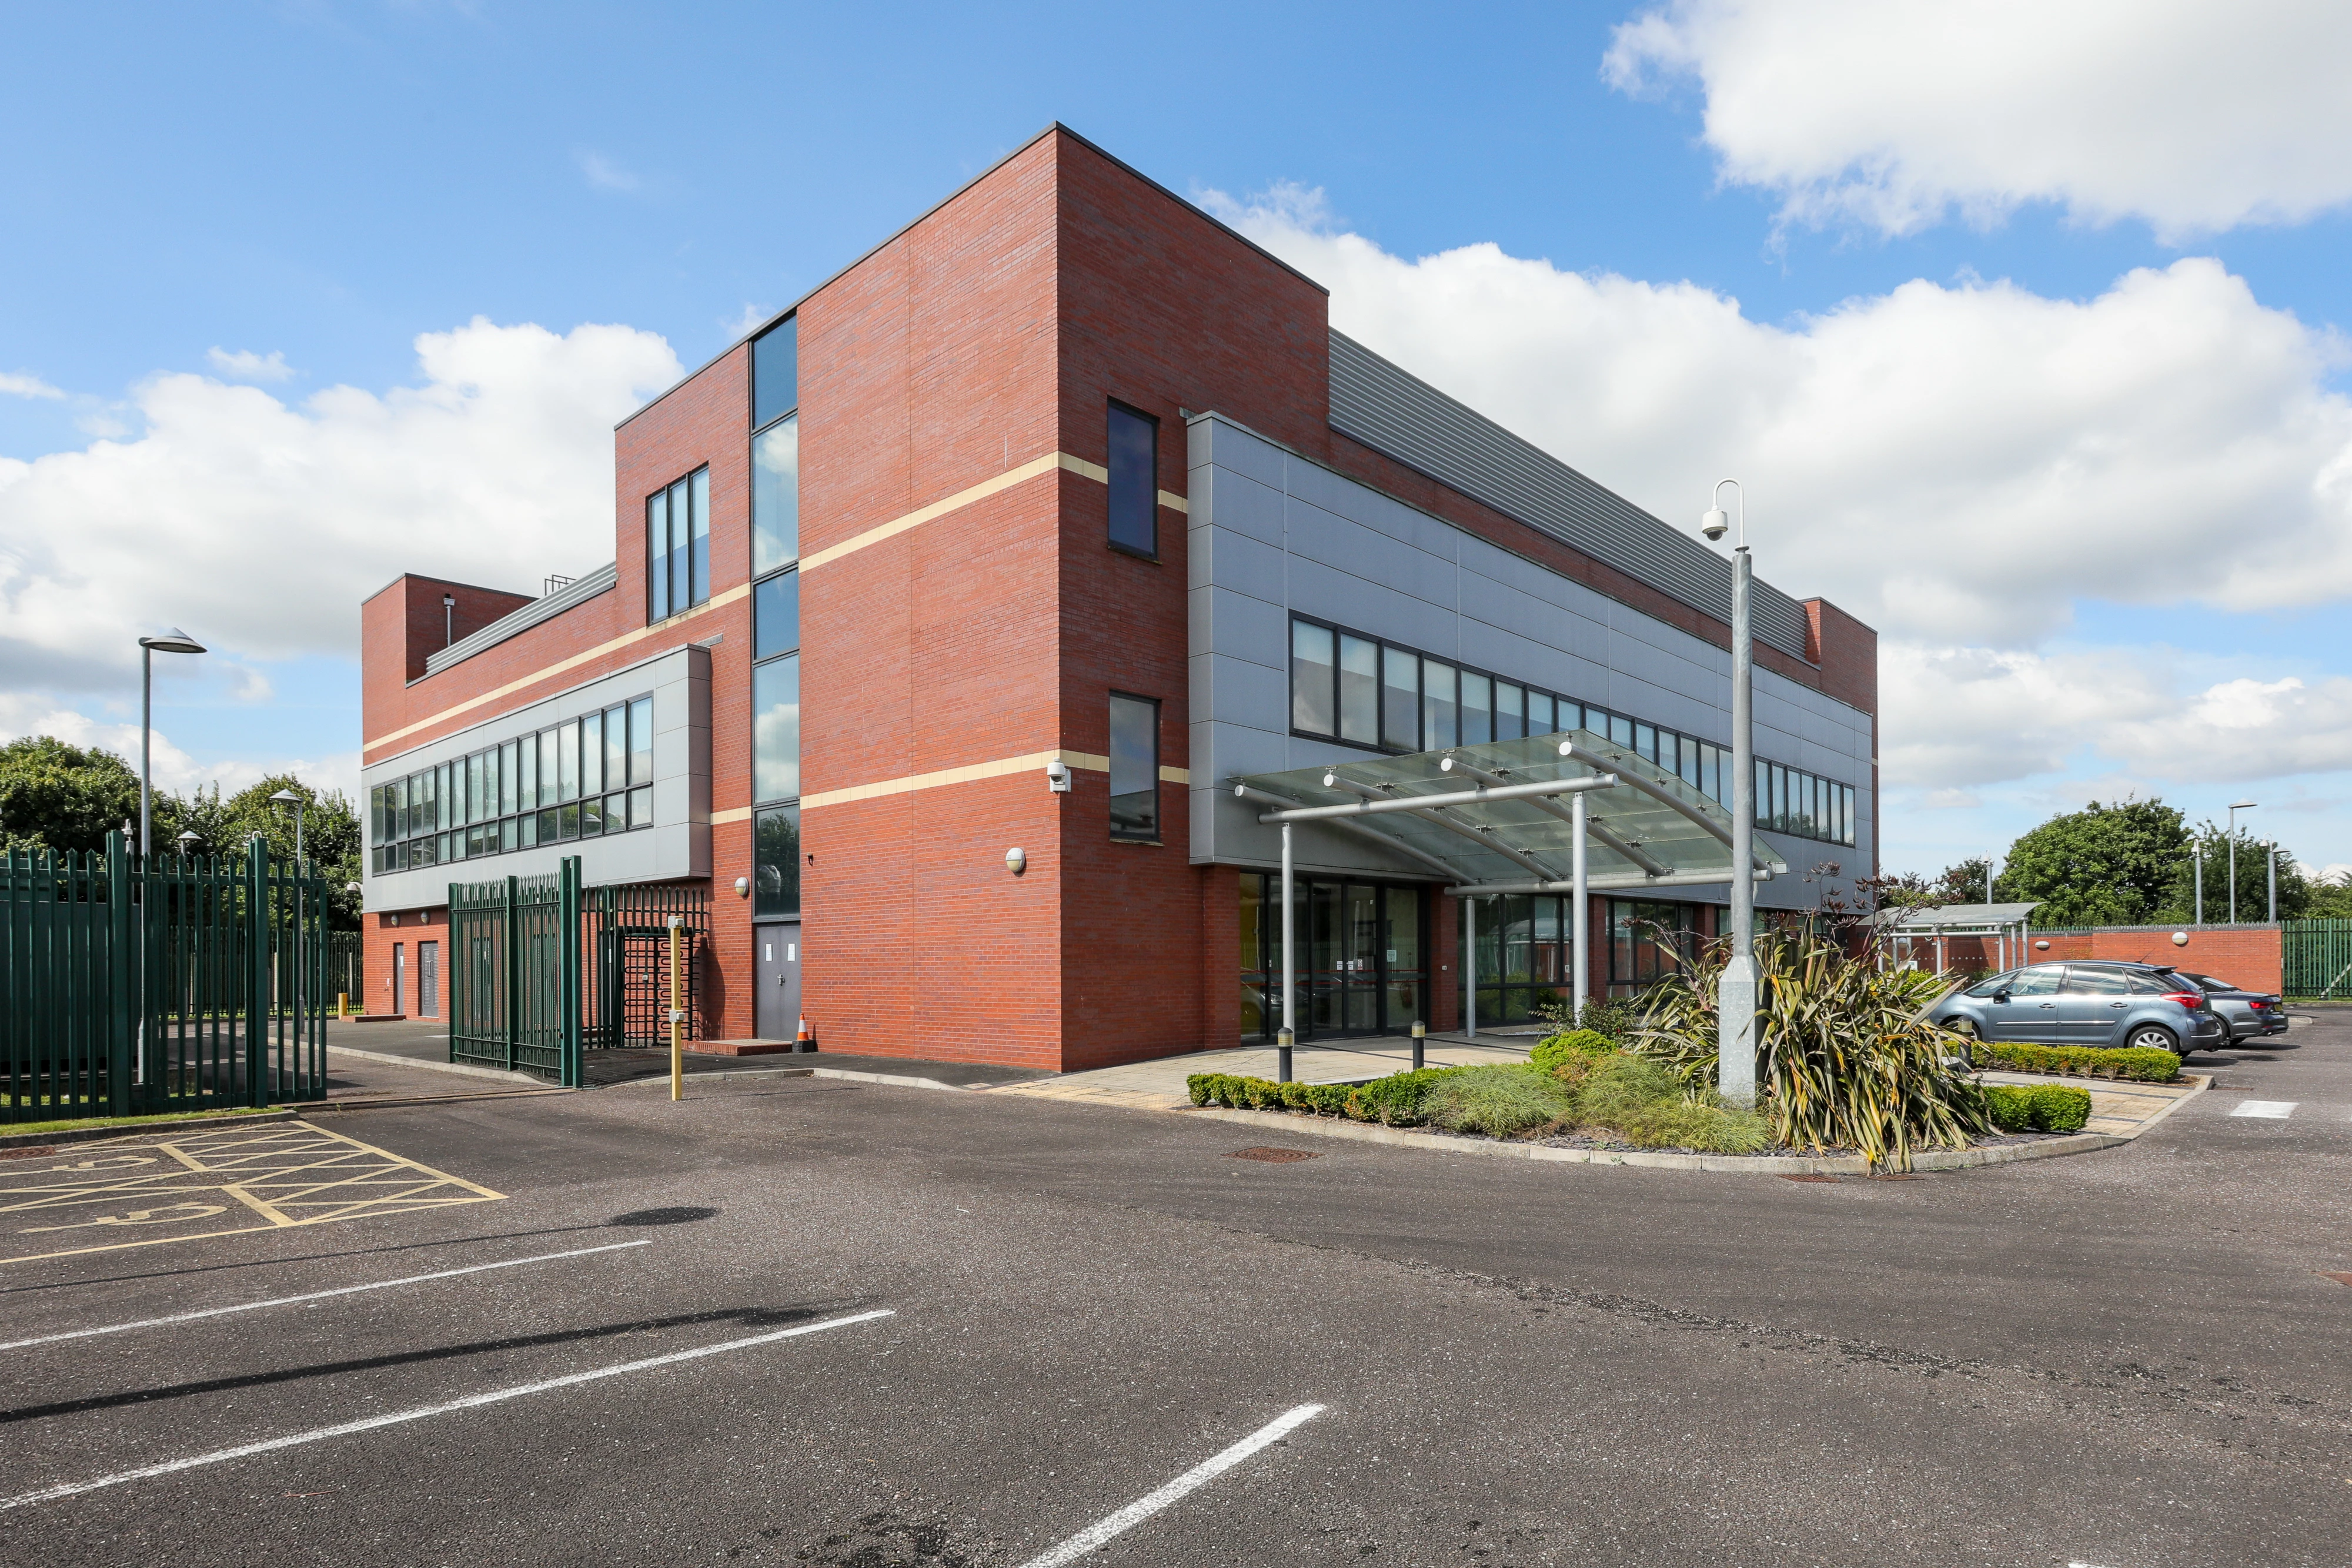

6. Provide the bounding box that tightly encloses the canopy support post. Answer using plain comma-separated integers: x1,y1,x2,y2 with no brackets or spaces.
1277,821,1295,1084
1572,789,1589,1024
1465,894,1478,1042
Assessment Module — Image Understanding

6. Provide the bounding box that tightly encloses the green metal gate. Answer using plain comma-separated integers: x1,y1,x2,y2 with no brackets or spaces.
584,884,709,1051
2,831,326,1123
2283,919,2352,999
449,861,583,1085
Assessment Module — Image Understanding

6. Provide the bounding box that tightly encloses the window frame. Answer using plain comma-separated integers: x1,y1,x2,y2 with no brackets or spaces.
1107,690,1162,843
1104,399,1161,561
645,464,711,624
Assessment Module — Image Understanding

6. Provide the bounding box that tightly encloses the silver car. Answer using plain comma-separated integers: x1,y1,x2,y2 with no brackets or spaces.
1935,961,2224,1056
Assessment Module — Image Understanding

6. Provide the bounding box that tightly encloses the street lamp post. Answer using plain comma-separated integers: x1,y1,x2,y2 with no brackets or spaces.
2193,847,2204,925
136,629,207,861
2267,841,2278,924
2227,800,2257,924
1701,480,1755,1109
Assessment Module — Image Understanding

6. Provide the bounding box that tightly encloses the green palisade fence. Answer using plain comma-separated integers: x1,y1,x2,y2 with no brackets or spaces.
449,860,584,1086
2283,920,2352,999
1,831,326,1124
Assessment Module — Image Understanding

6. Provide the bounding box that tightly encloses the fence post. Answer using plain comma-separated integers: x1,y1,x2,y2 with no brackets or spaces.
248,835,272,1108
560,857,583,1088
106,830,133,1118
504,874,522,1074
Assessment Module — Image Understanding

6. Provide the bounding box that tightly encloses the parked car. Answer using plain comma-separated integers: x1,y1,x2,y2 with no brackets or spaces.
2174,971,2288,1043
1935,961,2224,1056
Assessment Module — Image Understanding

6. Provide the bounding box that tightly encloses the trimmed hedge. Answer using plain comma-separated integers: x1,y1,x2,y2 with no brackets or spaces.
1530,1029,1616,1072
1986,1083,2094,1134
1187,1067,1461,1126
1968,1040,2180,1082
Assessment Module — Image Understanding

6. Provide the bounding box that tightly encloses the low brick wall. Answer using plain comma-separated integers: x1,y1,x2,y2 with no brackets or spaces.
1918,925,2281,995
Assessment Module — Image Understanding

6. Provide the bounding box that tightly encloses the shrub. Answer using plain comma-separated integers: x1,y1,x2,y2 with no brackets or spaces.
1531,1029,1616,1073
1632,935,1993,1169
1422,1065,1576,1138
1345,1067,1456,1126
1967,1041,2180,1083
1985,1082,2094,1134
1548,1054,1771,1154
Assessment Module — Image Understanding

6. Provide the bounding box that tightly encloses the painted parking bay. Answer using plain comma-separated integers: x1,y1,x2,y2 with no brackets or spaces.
1,1120,502,1265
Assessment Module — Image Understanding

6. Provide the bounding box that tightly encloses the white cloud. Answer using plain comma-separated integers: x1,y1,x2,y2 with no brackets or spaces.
577,151,640,193
1603,0,2352,239
205,347,294,382
0,694,356,804
1212,193,2352,648
1,372,65,400
0,318,682,693
1207,191,2352,793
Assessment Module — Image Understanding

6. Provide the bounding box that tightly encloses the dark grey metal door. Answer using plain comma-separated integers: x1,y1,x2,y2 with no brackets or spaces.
756,922,800,1040
417,941,439,1019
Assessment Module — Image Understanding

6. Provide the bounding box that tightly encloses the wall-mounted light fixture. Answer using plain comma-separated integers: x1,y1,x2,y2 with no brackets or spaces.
1045,759,1071,793
1005,847,1027,875
734,876,750,898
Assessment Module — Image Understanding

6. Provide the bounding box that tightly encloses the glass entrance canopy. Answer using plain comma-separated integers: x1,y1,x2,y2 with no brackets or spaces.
1235,730,1784,896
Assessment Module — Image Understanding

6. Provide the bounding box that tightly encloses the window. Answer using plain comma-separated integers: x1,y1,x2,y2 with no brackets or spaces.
646,466,711,622
751,417,799,574
1240,873,1425,1040
752,316,798,430
2062,967,2131,995
754,805,800,917
1381,644,1418,749
1290,622,1335,735
365,694,657,869
1107,402,1158,557
1609,900,1696,989
753,657,800,804
1108,693,1160,841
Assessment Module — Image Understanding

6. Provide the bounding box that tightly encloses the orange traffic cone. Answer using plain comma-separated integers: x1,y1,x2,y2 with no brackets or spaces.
794,1015,818,1054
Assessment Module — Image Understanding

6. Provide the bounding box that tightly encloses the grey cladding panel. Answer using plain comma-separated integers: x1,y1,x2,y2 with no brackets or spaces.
1326,333,1811,661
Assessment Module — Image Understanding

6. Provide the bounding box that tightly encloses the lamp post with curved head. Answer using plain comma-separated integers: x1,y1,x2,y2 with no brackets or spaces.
136,628,206,861
1700,479,1755,1109
2227,800,2257,924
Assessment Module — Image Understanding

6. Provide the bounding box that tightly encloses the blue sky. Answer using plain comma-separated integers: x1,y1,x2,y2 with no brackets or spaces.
5,1,2351,877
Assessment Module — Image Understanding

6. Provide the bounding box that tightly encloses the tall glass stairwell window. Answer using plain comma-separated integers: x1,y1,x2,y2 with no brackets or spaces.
750,315,801,810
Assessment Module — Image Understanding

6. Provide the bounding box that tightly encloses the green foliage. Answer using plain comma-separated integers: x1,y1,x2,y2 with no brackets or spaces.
1999,798,2189,927
1529,1029,1615,1072
1967,1041,2180,1082
0,739,363,930
1533,995,1636,1041
1554,1054,1772,1153
1187,1068,1458,1126
1632,934,1992,1169
1422,1064,1576,1138
0,736,144,855
1985,1084,2093,1134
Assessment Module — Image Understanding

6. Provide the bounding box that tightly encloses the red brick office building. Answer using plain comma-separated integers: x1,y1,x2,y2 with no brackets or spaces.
359,125,1879,1072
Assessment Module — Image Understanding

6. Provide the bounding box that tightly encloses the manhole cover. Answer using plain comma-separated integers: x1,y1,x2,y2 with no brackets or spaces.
1779,1174,1838,1183
1229,1146,1319,1162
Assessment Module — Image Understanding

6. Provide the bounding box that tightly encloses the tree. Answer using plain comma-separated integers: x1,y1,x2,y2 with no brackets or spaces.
2157,824,2342,924
0,735,146,855
1936,856,1994,905
183,775,364,931
1996,798,2189,928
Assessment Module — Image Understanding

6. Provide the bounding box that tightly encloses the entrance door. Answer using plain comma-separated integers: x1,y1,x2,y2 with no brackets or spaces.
417,942,439,1019
393,942,406,1018
756,922,801,1040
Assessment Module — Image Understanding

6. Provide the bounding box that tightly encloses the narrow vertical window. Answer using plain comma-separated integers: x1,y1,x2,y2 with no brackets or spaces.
1108,693,1160,841
1290,621,1335,735
754,805,801,916
629,696,654,786
667,478,690,613
1494,682,1524,742
1338,634,1380,745
517,740,536,814
604,706,627,791
1422,659,1457,750
754,655,800,803
751,316,798,429
752,415,800,572
1459,672,1492,745
1382,646,1419,750
1527,692,1555,737
646,487,671,622
689,467,711,607
1106,402,1158,557
580,710,604,798
559,722,580,803
755,571,800,661
538,730,559,808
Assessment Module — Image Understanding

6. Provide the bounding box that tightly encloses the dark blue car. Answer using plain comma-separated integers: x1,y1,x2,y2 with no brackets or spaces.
1935,961,2224,1057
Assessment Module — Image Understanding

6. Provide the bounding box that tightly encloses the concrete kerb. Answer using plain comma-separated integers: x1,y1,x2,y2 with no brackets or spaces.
606,1065,977,1095
0,1108,296,1154
1175,1071,2210,1175
326,1044,553,1089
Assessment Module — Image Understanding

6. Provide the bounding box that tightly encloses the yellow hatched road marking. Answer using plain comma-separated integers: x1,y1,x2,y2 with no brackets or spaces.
1,1121,503,1265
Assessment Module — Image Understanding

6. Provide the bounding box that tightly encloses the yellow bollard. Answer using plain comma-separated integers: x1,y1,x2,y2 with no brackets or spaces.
668,914,683,1102
338,992,349,1019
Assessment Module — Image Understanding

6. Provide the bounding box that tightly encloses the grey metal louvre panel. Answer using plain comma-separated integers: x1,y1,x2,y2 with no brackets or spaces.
424,562,619,677
1327,332,1811,661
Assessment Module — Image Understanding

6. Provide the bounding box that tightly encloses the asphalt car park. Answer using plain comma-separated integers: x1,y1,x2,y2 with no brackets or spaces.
3,1015,2348,1567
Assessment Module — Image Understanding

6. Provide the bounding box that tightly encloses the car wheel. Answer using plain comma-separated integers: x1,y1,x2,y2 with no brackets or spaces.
2126,1024,2180,1054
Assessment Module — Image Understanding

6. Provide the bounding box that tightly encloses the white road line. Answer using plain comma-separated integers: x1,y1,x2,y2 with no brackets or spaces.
0,1240,655,1352
2231,1100,2298,1119
1013,1403,1326,1568
0,1306,892,1512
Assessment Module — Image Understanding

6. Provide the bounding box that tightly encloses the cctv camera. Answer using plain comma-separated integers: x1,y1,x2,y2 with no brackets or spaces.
1700,507,1729,541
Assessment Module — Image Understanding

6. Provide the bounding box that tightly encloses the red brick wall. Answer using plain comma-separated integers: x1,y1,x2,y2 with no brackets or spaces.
360,907,447,1018
1907,926,2283,996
